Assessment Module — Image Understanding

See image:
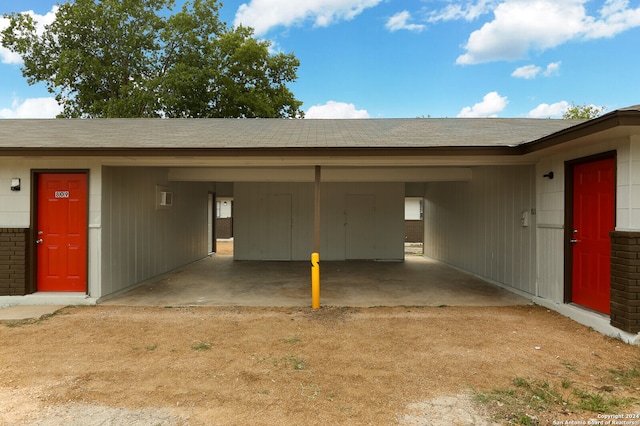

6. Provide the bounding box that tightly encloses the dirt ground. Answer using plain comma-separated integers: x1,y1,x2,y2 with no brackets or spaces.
1,304,639,425
215,240,234,256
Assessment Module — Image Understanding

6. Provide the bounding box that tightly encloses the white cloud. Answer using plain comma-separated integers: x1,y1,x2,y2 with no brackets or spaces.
0,97,62,118
428,0,498,22
0,16,23,64
527,101,569,118
386,11,426,32
543,61,561,76
305,100,370,118
0,7,58,64
457,92,508,117
454,0,640,65
234,0,383,36
511,64,541,79
586,0,640,38
512,61,561,79
456,1,587,65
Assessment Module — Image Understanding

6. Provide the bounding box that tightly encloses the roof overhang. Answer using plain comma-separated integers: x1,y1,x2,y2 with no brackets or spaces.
518,106,640,156
1,107,639,167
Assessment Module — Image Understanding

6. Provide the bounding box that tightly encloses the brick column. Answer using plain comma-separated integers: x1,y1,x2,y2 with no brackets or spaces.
610,231,640,333
0,228,28,296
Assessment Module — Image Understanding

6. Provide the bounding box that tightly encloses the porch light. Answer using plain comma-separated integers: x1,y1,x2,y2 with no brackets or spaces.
10,178,20,191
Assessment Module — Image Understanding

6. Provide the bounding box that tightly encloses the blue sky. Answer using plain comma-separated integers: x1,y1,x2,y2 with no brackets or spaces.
1,0,639,118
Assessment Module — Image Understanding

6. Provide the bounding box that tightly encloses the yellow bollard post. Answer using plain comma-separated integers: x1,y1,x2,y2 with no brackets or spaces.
311,252,320,309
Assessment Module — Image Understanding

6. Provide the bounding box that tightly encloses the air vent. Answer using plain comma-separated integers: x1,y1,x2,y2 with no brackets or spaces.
160,191,173,206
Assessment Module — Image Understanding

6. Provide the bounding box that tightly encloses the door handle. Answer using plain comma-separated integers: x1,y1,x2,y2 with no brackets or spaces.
36,239,43,244
570,239,579,244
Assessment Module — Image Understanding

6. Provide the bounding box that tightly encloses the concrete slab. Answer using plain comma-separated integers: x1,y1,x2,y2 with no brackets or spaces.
102,254,531,307
0,305,66,322
0,293,97,308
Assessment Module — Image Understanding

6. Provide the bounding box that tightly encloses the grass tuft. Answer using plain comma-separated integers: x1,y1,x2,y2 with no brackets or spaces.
284,355,306,370
191,342,212,351
474,374,637,425
573,389,634,413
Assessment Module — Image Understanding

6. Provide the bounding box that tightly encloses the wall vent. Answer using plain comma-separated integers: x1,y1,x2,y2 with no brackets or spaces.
156,185,173,210
160,191,173,207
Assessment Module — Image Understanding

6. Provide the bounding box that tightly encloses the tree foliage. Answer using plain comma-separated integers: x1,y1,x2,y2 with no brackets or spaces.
1,0,303,118
562,103,606,120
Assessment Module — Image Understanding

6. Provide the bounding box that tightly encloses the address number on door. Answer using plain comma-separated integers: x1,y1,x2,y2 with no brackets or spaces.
54,191,70,198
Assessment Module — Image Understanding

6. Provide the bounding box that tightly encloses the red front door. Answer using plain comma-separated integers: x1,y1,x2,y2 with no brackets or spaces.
571,158,615,314
36,173,88,292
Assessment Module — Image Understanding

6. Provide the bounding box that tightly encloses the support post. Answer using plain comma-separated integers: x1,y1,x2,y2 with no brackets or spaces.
312,165,321,309
314,166,321,253
311,252,320,309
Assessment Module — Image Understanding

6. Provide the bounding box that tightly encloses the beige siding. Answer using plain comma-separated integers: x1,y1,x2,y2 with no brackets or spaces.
234,182,404,261
537,225,564,301
234,182,313,260
423,166,537,294
325,182,404,260
101,166,210,296
535,136,630,303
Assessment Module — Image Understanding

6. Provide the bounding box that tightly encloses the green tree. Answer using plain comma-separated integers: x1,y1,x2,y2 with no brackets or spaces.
562,103,606,120
1,0,303,118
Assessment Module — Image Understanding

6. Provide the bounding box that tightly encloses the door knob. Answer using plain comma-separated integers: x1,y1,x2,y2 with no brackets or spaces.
36,239,43,244
570,239,579,244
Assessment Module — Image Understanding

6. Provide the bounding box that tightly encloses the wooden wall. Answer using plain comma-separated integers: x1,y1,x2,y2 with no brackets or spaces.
234,182,404,261
101,166,211,297
423,166,537,295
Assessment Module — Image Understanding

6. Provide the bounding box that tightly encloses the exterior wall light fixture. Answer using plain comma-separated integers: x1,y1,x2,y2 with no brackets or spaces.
10,178,21,191
543,172,554,179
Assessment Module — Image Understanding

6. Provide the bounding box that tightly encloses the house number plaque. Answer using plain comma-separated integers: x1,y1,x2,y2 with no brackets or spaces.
54,191,70,198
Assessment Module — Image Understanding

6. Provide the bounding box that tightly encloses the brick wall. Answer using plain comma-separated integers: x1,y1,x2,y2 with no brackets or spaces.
216,217,233,239
0,228,28,296
405,220,424,243
610,231,640,334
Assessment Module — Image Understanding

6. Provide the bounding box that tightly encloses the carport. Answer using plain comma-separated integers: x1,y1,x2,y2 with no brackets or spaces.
101,253,529,307
4,112,640,344
0,118,582,307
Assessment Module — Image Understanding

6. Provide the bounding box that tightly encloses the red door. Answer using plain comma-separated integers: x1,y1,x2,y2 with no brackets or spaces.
571,158,615,314
37,173,88,292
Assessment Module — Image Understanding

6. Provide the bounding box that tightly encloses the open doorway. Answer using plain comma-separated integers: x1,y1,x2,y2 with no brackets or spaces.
404,197,424,256
216,197,234,256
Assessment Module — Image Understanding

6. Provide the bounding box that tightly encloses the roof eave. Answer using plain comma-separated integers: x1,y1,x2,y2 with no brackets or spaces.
518,108,640,155
0,145,517,157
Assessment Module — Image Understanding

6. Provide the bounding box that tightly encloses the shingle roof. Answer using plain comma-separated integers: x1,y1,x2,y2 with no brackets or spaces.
0,118,584,150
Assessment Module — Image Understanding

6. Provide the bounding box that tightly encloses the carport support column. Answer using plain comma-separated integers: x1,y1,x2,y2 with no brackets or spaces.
312,165,321,309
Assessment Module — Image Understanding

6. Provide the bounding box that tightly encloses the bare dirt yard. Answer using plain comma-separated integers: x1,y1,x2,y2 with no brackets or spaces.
1,305,639,425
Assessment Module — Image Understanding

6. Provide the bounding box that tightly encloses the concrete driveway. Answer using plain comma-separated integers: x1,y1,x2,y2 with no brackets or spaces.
102,254,530,307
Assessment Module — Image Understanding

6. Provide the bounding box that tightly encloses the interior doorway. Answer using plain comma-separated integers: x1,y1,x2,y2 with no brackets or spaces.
404,197,424,256
215,197,234,256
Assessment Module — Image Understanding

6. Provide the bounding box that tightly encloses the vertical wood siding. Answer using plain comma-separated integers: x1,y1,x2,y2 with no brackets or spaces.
234,182,404,261
423,166,537,294
536,225,564,301
101,167,210,296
